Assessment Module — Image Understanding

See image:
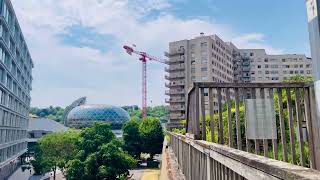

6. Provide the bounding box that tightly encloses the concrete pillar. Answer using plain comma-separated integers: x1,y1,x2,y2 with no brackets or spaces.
306,0,320,170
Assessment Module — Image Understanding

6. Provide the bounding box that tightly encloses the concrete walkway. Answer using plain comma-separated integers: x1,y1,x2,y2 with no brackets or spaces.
160,140,170,180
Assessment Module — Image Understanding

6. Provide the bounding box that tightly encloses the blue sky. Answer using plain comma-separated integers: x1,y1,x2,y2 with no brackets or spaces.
11,0,312,108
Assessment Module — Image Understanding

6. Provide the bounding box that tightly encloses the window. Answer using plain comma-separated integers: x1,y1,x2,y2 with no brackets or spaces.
201,76,208,80
201,59,207,64
257,65,261,69
250,53,254,56
264,58,268,62
265,71,269,74
190,44,196,49
191,52,195,60
251,71,255,75
306,64,311,68
294,65,299,68
300,64,304,68
191,76,196,81
282,59,286,62
290,71,294,74
201,67,207,72
307,70,311,74
283,71,287,74
295,70,299,74
200,42,207,49
271,64,278,68
265,65,269,68
300,70,304,74
191,68,195,73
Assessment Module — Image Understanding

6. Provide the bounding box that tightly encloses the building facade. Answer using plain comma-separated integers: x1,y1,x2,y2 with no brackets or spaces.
165,34,235,125
0,0,33,179
166,34,312,125
239,49,312,83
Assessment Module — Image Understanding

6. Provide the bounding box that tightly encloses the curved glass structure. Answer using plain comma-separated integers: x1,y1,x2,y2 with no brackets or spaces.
66,105,130,129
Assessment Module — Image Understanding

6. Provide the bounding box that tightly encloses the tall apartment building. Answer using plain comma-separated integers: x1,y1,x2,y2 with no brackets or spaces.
239,49,312,83
166,34,312,126
0,0,33,178
165,34,235,125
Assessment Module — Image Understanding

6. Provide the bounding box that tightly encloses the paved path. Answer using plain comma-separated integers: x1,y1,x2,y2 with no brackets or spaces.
160,140,170,180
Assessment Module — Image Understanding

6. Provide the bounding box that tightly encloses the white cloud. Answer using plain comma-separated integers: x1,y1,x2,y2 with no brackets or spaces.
10,0,283,107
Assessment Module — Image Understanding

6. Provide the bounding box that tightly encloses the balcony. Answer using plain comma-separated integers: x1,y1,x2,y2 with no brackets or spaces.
242,67,250,72
165,64,185,72
165,72,185,80
165,97,185,103
164,48,185,57
165,81,185,88
169,105,185,111
169,114,186,120
165,89,185,95
165,56,185,64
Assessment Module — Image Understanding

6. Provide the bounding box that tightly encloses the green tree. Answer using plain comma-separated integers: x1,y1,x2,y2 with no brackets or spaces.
122,119,142,158
283,75,313,83
139,118,164,159
77,123,115,157
37,130,79,180
65,159,86,180
66,140,136,180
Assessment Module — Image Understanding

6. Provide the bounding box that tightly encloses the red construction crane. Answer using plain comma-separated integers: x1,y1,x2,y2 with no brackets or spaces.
123,45,167,119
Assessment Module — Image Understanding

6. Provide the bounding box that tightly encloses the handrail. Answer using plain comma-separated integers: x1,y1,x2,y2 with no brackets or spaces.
185,82,320,170
168,132,320,180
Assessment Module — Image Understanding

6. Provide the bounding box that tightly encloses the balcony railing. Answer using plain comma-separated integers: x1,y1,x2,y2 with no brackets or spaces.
186,82,320,170
170,114,186,119
165,81,185,87
165,97,185,103
170,105,185,111
164,48,185,57
165,72,185,80
165,64,185,72
165,56,185,64
165,89,185,95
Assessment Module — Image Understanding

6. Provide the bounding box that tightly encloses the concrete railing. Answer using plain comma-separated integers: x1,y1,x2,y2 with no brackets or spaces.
168,132,320,180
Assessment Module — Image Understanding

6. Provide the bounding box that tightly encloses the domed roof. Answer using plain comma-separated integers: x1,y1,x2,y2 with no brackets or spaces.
67,105,130,124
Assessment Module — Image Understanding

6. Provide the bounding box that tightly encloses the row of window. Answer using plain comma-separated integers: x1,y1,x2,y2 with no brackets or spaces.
251,70,311,76
0,107,28,128
0,41,32,92
1,1,33,71
0,89,29,116
0,129,27,144
0,142,27,163
0,24,32,76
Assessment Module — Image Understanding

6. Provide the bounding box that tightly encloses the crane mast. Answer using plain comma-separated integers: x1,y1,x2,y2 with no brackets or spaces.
123,45,167,119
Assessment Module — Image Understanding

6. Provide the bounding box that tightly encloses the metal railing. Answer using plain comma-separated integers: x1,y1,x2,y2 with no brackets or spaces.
186,82,320,170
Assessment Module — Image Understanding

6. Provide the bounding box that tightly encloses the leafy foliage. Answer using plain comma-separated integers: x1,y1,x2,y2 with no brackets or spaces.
139,118,164,159
282,75,313,83
77,123,115,157
34,130,80,178
122,119,142,158
68,123,136,179
30,106,65,122
125,105,169,120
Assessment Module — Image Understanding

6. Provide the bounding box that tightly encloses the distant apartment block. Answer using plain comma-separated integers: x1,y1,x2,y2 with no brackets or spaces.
0,0,33,179
239,49,312,83
166,34,312,125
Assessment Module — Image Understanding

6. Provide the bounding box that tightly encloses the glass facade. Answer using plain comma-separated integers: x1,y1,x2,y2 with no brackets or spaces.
66,105,130,129
0,0,33,176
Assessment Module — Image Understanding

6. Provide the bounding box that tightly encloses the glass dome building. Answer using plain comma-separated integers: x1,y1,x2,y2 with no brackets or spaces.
66,105,130,129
